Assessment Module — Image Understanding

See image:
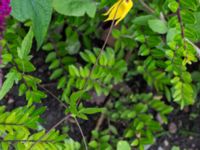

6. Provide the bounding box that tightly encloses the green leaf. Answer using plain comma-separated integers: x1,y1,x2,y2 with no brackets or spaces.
117,141,131,150
65,28,81,54
136,121,144,130
42,43,54,51
100,135,110,142
1,142,9,150
70,90,85,114
84,50,96,63
2,54,12,64
148,19,168,34
70,91,84,104
19,84,27,96
89,140,98,148
50,69,63,80
57,76,67,89
188,12,200,41
46,52,56,63
172,146,180,150
131,139,139,146
0,70,20,100
15,59,36,72
53,0,96,18
49,60,60,70
166,28,178,44
168,1,179,13
133,15,156,25
11,0,53,48
180,0,198,11
18,28,33,59
181,10,196,24
68,65,80,77
26,90,46,106
139,44,150,56
23,75,41,88
79,107,102,115
172,77,194,109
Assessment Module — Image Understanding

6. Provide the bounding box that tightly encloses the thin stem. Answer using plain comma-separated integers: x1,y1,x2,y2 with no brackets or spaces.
74,117,88,150
177,0,184,38
28,114,71,150
177,0,186,49
138,0,155,14
94,98,111,131
38,84,68,109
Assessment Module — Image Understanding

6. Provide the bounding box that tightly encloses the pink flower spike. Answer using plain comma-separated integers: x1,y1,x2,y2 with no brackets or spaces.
0,0,11,38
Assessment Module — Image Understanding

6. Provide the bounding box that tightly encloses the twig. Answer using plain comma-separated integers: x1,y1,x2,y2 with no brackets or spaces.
28,114,71,150
38,84,68,109
40,82,57,87
95,113,106,131
177,0,184,38
138,0,155,14
95,98,112,131
160,12,166,22
177,0,186,49
74,117,88,150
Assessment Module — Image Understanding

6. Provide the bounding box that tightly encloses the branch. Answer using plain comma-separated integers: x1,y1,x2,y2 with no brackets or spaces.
74,117,88,150
28,114,71,150
95,98,111,131
38,84,68,109
177,0,186,49
138,0,155,14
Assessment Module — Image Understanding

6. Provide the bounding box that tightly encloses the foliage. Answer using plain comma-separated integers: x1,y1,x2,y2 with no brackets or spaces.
0,106,77,150
1,0,200,149
104,93,172,149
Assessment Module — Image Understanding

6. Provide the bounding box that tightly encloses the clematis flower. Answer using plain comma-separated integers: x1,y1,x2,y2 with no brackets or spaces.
104,0,133,25
0,0,11,38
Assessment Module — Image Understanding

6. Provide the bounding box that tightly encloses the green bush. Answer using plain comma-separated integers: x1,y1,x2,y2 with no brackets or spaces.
1,0,200,149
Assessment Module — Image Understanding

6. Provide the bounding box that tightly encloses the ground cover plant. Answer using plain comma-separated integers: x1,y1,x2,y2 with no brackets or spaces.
1,0,200,150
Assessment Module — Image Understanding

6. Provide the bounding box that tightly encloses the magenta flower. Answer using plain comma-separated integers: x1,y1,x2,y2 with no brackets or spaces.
0,0,11,38
0,0,11,87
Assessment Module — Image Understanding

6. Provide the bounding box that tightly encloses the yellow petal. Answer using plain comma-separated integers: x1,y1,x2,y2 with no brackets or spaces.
103,0,133,25
103,1,121,16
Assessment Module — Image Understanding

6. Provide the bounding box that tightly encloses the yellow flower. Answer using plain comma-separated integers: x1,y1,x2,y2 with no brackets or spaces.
104,0,133,25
